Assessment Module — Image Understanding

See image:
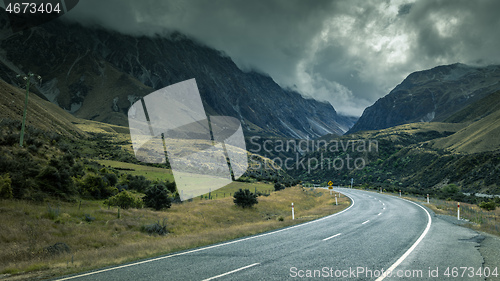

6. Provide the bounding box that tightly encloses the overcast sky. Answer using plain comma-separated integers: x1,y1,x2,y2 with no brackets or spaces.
60,0,500,117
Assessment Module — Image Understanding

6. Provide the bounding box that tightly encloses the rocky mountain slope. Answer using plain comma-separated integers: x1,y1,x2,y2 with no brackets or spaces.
0,79,85,137
0,9,354,139
348,63,500,134
290,87,500,195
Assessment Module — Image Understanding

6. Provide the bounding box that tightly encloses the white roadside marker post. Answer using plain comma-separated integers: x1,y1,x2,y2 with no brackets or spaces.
399,189,401,197
427,194,429,204
335,194,338,205
457,202,460,220
292,202,295,220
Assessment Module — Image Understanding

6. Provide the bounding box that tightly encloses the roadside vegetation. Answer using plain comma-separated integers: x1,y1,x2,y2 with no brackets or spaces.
0,186,349,279
356,186,500,237
0,118,351,279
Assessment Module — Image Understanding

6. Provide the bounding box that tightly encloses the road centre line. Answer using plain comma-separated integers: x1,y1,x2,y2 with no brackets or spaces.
323,233,342,241
55,192,355,280
202,263,260,281
362,220,370,224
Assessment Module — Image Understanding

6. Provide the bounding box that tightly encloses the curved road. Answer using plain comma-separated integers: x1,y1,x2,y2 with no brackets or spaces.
54,188,485,281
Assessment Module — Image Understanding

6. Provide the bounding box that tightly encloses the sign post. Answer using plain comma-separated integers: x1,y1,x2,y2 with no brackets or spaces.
328,181,333,195
457,202,460,220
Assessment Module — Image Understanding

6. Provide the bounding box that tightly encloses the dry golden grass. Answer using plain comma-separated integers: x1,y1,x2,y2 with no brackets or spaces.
0,185,349,280
390,193,500,237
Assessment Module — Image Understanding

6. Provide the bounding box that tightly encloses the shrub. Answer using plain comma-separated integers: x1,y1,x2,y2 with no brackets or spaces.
144,183,172,210
44,242,71,257
128,175,150,192
233,189,258,208
277,216,284,221
78,173,116,199
105,190,143,209
45,204,60,220
0,173,13,199
83,214,95,223
141,218,168,236
479,201,496,211
274,182,284,191
442,184,460,194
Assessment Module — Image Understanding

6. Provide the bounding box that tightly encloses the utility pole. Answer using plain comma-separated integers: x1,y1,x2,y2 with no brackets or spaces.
16,72,42,147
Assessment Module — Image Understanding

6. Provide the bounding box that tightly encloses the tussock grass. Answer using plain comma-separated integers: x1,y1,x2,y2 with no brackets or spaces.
0,185,349,280
393,193,500,237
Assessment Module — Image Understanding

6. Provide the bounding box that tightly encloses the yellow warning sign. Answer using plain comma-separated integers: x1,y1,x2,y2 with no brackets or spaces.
328,181,333,189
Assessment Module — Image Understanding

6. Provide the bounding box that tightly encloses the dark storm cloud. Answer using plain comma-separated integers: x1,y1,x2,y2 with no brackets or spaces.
60,0,500,116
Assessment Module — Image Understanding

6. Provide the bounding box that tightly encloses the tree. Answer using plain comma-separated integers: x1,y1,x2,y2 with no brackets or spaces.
144,183,172,210
105,190,142,209
274,182,284,191
233,189,258,208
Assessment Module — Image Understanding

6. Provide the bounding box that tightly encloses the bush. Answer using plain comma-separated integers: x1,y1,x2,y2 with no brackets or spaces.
0,173,13,199
45,204,60,220
233,189,258,208
141,218,168,236
83,214,95,222
274,182,284,191
78,173,116,199
479,201,496,211
442,184,460,194
144,183,172,210
105,190,143,209
127,175,150,192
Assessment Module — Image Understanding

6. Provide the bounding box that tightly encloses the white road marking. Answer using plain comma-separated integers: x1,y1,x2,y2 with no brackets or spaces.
323,233,342,241
362,220,370,225
377,213,382,216
375,197,432,281
202,263,260,281
55,193,356,280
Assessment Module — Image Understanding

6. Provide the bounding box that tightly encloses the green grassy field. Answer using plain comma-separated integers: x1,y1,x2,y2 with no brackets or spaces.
97,159,175,182
97,159,277,199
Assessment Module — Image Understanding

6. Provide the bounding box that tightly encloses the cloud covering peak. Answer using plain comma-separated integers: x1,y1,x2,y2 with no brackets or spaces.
59,0,500,116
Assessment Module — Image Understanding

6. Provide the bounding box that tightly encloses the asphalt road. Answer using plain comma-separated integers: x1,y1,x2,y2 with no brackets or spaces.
53,188,487,281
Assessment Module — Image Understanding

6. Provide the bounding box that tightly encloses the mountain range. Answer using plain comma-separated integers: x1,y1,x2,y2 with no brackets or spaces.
348,63,500,134
0,8,354,140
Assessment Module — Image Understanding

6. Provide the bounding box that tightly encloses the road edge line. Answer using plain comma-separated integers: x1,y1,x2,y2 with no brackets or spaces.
202,263,260,281
55,190,355,280
375,197,432,281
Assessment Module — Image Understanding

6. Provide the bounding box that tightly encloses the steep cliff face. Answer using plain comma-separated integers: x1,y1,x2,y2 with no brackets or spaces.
0,10,354,139
348,63,500,134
